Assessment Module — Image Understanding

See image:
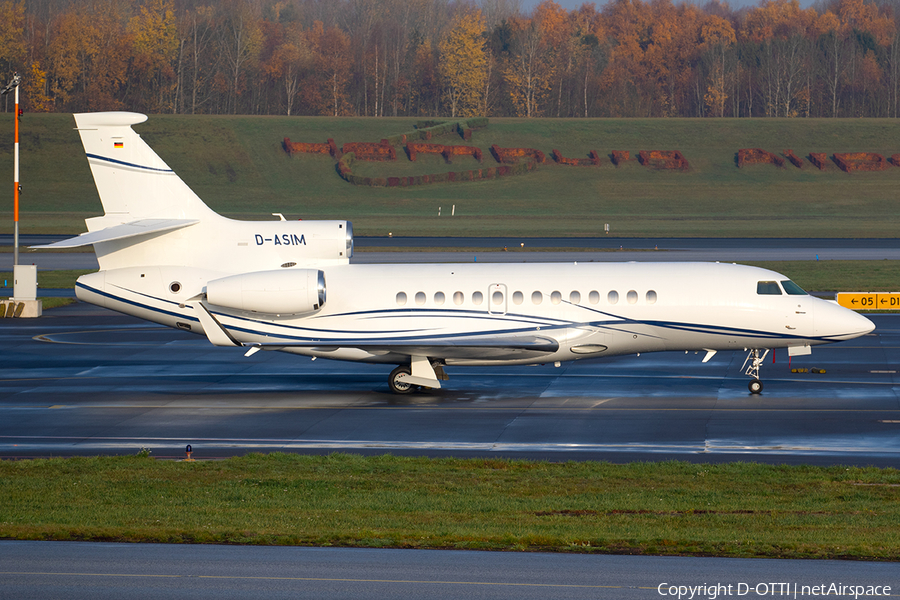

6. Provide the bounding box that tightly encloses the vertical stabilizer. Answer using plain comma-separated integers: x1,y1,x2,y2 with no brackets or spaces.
74,112,215,223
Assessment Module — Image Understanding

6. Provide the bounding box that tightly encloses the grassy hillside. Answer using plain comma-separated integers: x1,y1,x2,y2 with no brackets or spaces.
2,114,900,237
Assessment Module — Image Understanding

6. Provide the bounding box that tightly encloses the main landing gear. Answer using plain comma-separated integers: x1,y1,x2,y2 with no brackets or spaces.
389,365,414,394
388,360,448,394
741,348,769,394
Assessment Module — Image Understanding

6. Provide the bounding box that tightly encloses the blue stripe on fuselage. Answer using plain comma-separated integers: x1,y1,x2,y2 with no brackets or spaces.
76,282,198,323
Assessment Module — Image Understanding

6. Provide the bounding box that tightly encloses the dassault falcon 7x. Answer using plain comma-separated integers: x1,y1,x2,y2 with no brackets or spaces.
38,112,875,394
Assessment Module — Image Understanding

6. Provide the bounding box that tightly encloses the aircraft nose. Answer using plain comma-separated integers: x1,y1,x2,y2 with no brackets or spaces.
815,300,875,341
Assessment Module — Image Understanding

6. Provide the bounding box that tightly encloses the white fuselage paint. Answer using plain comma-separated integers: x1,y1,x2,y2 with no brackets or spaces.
75,260,873,367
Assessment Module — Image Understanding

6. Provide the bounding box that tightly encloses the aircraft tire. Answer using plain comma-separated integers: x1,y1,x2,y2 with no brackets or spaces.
389,365,414,394
748,379,763,394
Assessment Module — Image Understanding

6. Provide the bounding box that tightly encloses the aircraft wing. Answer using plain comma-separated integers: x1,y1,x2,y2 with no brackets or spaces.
31,218,199,249
292,334,560,360
192,301,560,360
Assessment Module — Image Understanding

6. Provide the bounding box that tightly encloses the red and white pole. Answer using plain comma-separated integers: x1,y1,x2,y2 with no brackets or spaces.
13,79,19,267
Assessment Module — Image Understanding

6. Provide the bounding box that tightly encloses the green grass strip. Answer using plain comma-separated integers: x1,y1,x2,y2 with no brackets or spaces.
1,454,898,559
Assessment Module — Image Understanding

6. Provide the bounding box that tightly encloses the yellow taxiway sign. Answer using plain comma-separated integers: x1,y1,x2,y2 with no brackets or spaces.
837,292,900,310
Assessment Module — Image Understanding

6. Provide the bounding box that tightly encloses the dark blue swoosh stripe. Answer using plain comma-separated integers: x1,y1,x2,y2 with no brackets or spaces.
86,153,173,173
76,282,199,323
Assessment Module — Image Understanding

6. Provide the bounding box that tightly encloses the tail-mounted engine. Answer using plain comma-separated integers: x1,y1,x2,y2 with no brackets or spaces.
206,269,325,315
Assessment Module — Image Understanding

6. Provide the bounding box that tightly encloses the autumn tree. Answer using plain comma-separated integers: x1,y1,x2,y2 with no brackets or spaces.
503,1,568,117
46,2,132,111
7,0,900,118
814,11,846,117
600,0,656,116
129,0,178,113
263,22,313,115
742,0,816,117
215,0,262,114
181,5,218,115
0,1,26,77
439,9,487,117
23,61,51,111
308,20,351,116
836,0,895,116
701,15,736,117
409,37,440,116
570,4,609,117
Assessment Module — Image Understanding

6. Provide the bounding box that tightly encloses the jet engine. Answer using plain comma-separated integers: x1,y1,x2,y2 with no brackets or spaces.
206,269,325,315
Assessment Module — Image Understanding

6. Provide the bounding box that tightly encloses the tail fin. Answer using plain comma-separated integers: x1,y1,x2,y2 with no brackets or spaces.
74,112,214,221
36,112,352,273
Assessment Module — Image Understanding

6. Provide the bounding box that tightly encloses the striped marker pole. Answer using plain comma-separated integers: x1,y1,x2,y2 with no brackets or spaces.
13,77,19,267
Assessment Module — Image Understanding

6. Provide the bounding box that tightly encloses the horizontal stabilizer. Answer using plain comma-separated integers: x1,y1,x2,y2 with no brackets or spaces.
31,219,199,249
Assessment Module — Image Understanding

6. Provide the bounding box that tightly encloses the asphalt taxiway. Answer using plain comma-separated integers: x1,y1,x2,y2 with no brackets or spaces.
1,302,897,466
2,541,898,600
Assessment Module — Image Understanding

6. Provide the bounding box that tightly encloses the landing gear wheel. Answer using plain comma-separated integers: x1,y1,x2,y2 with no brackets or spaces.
389,365,414,394
748,379,763,394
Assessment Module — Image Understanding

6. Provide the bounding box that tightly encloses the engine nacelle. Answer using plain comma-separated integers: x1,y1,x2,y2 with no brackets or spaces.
206,269,325,315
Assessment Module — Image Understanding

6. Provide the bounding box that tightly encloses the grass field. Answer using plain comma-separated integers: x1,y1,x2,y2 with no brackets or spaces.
1,454,898,560
3,114,900,237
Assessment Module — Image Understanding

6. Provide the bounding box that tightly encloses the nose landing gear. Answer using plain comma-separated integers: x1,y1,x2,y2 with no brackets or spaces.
742,348,769,394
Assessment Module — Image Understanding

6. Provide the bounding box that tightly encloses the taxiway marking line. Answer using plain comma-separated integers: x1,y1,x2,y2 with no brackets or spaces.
0,571,642,589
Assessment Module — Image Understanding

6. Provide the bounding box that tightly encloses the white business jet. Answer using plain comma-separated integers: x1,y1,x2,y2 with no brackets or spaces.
37,112,875,394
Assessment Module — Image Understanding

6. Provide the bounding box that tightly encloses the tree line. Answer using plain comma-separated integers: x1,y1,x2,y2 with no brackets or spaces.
2,0,900,118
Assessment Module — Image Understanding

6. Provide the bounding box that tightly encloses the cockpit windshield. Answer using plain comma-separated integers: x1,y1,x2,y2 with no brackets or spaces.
781,280,808,296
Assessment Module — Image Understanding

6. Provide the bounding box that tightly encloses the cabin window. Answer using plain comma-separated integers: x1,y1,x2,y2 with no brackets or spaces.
434,291,445,305
608,290,619,304
453,291,464,305
473,291,484,305
492,290,504,305
589,291,600,304
627,290,638,304
396,292,407,306
781,280,807,296
532,291,543,305
512,291,524,305
570,291,581,304
415,292,426,305
757,281,782,295
646,290,658,304
551,291,562,305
